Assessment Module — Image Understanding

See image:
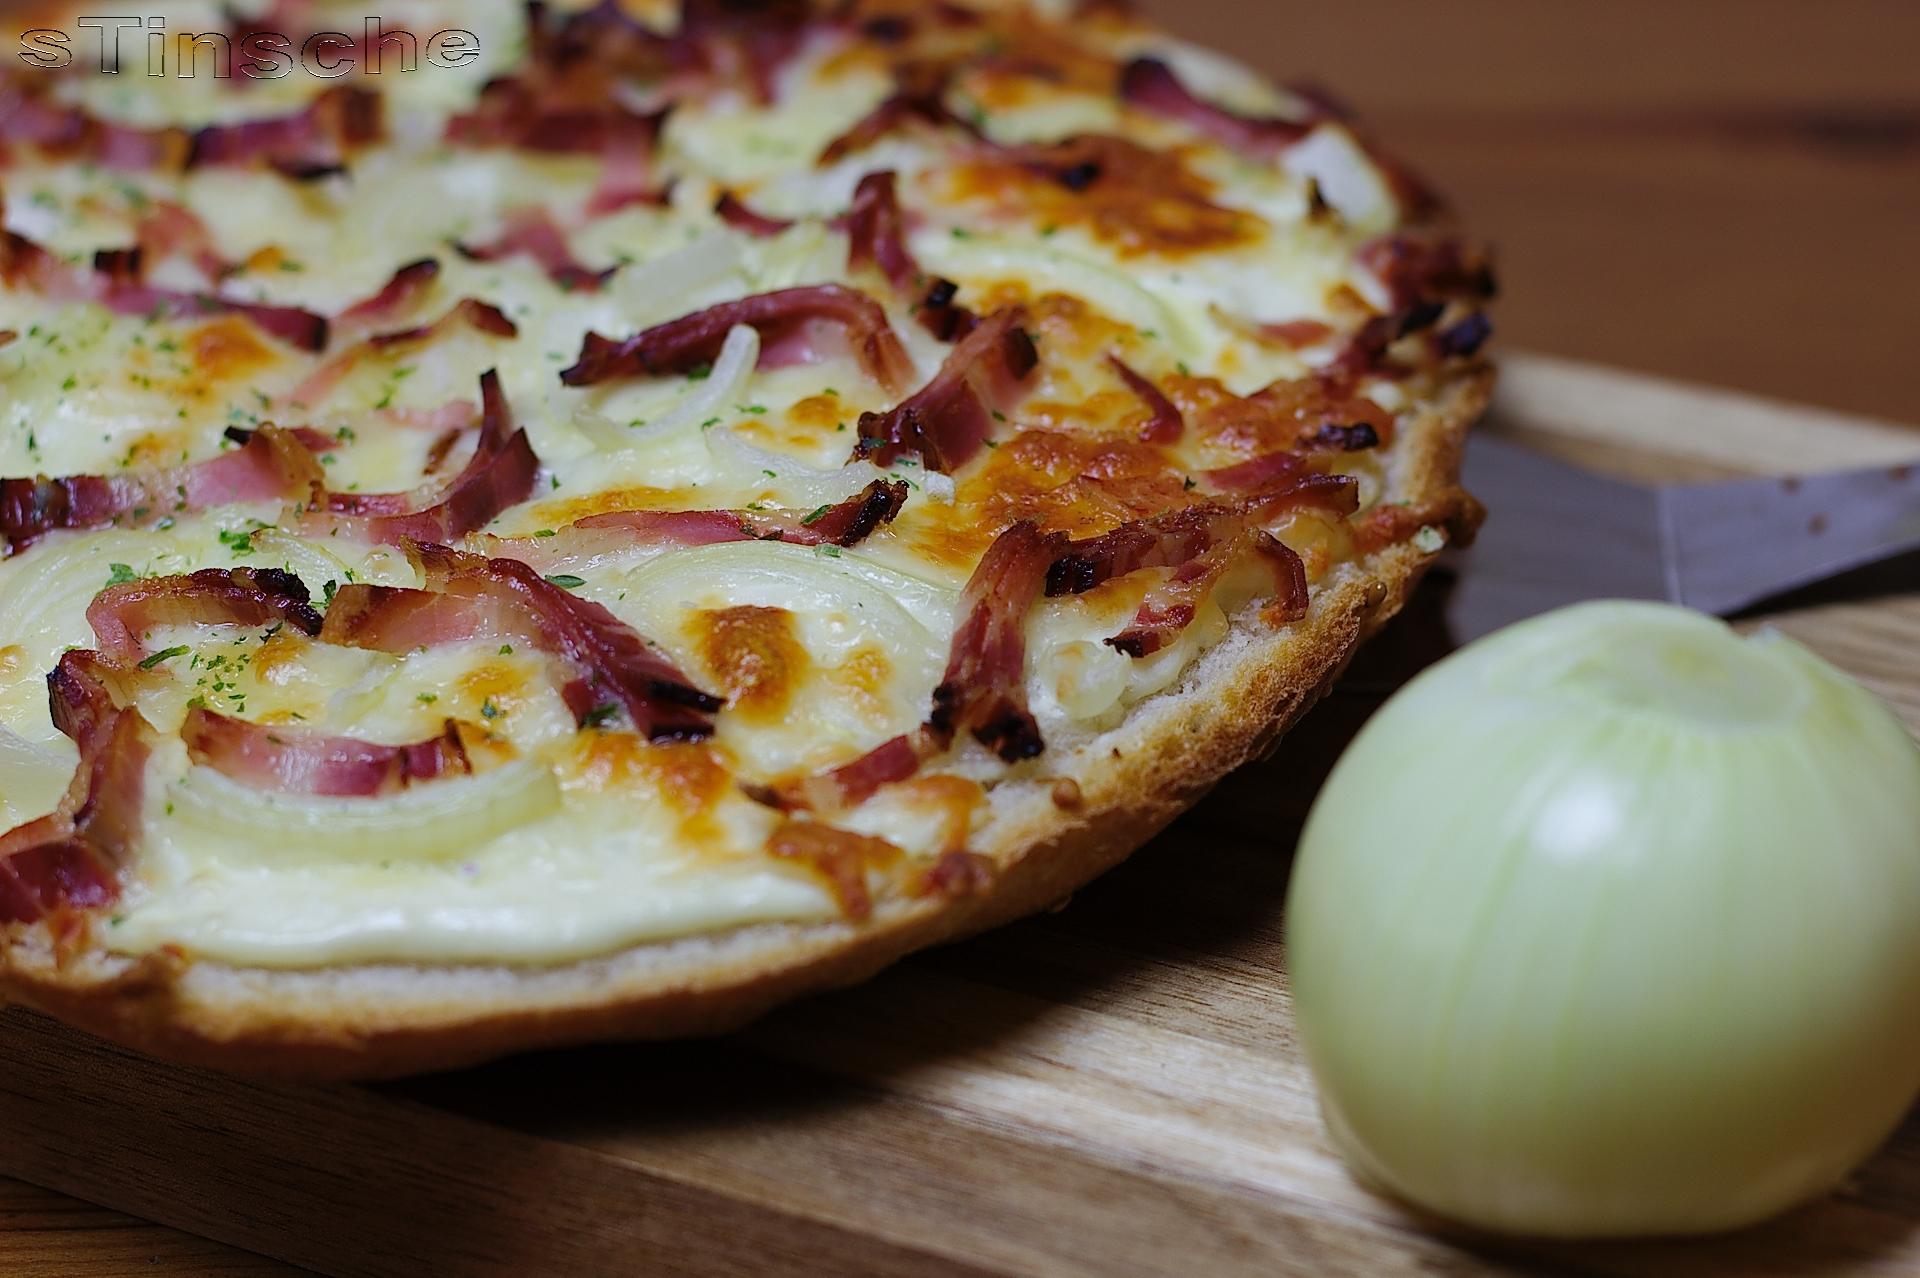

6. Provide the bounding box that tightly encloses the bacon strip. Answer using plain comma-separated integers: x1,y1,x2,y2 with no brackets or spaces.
0,229,329,351
335,258,441,335
0,427,323,555
136,200,232,285
854,308,1036,472
88,567,323,662
563,285,915,393
182,707,473,797
456,209,614,293
715,192,794,238
1118,57,1314,159
446,76,666,157
746,730,932,813
490,481,910,572
188,86,384,179
0,654,152,924
578,479,908,548
1108,356,1183,443
930,520,1064,763
312,371,539,545
290,297,517,408
846,170,976,340
0,79,189,169
321,544,721,740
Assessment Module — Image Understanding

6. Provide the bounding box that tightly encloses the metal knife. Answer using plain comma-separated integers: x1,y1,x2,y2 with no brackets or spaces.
1444,435,1920,642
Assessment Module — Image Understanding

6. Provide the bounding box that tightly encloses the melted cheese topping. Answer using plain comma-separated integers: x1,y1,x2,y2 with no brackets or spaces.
0,0,1466,966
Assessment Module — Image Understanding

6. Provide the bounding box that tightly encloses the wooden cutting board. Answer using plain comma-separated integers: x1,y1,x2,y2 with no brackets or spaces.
3,352,1917,1278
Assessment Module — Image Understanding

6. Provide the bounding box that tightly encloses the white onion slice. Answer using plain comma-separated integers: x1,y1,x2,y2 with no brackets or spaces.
574,324,761,456
169,759,562,866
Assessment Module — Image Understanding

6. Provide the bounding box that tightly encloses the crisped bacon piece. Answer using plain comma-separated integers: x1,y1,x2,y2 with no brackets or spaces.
456,209,614,293
335,258,441,334
289,298,516,408
714,192,794,238
563,286,915,393
0,427,324,555
88,567,323,661
1108,528,1307,658
1118,57,1314,158
322,544,721,740
1204,456,1361,517
1108,356,1183,443
854,308,1036,472
0,654,152,924
188,85,383,179
182,707,474,797
1044,504,1239,597
846,171,975,340
0,228,329,351
679,0,815,104
818,64,982,165
930,520,1064,762
312,371,538,545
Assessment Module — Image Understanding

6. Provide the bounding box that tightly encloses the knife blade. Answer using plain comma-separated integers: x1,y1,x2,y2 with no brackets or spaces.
1444,435,1920,643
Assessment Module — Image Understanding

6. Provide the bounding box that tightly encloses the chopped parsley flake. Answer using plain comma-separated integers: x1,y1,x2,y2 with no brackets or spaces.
138,645,191,670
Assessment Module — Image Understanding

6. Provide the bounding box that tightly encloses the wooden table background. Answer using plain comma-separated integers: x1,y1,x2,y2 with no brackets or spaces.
5,1,1919,1271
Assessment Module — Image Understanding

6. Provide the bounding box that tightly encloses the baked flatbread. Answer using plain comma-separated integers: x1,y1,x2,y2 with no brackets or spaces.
0,0,1492,1077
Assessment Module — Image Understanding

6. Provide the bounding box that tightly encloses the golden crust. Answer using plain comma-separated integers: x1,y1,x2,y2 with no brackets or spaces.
0,367,1494,1080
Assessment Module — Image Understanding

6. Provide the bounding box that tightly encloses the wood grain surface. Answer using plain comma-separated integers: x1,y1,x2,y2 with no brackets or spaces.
6,0,1920,1271
2,352,1917,1276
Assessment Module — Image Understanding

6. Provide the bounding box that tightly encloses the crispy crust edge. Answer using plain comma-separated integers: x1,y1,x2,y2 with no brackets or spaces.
0,364,1495,1080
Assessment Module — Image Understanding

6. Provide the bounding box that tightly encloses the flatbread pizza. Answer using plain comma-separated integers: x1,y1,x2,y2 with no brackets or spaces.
0,0,1493,1077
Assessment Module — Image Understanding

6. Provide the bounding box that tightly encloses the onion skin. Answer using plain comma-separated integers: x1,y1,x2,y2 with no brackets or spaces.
1286,601,1920,1238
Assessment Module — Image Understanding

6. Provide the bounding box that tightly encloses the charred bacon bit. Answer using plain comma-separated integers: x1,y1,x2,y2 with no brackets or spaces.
819,62,984,166
1109,529,1307,658
913,847,995,900
1304,422,1380,452
931,520,1064,762
323,544,722,740
88,567,323,661
1357,234,1498,312
0,227,329,352
766,819,903,920
313,371,539,545
456,209,615,293
563,285,916,393
290,297,517,408
1045,503,1241,598
335,258,442,334
1118,57,1315,159
1107,355,1183,444
182,707,475,797
854,308,1037,472
0,427,324,556
0,655,153,925
188,85,383,179
846,170,976,340
714,192,795,238
1435,312,1493,359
